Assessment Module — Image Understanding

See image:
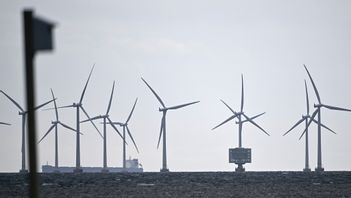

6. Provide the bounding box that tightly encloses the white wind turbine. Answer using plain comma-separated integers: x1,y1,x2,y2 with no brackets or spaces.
212,74,269,171
283,80,336,172
38,89,78,172
80,81,125,172
0,90,55,173
109,98,139,170
57,66,102,173
142,77,200,172
302,65,351,172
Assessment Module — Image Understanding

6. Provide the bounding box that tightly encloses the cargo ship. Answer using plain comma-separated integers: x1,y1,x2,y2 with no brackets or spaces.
42,158,143,173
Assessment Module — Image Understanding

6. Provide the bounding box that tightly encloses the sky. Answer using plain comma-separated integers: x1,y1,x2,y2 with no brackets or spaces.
1,0,351,172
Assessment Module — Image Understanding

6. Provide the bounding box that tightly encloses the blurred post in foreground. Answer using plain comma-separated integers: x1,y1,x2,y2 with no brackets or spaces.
23,9,55,198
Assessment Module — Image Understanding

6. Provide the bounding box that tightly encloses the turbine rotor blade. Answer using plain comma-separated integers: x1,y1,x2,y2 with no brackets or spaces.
141,77,166,108
79,65,94,104
157,115,165,149
321,104,351,112
311,119,337,135
0,122,11,126
107,117,125,143
80,115,102,123
240,112,266,124
80,106,103,138
283,117,306,136
0,90,24,111
32,99,56,112
304,64,321,104
242,113,270,136
126,126,139,153
241,74,244,112
304,80,309,115
50,89,59,121
212,114,236,130
220,99,237,115
106,122,123,126
126,98,138,124
59,122,81,134
38,124,56,144
167,101,200,110
44,104,75,110
299,109,319,140
106,81,115,115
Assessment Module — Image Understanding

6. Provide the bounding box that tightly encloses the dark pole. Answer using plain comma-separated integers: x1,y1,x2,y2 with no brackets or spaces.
23,9,39,198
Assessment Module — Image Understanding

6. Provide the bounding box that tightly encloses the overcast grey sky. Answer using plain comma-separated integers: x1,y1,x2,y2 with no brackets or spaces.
1,0,351,172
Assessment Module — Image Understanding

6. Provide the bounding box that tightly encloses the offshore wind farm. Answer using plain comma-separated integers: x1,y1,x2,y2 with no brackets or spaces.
2,64,351,197
0,64,350,173
2,1,351,197
2,1,351,174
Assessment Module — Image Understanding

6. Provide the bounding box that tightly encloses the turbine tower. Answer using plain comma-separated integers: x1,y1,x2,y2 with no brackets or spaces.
80,81,124,172
109,98,139,171
141,77,200,172
302,65,351,172
0,90,54,173
212,74,269,172
58,66,102,173
38,89,78,172
283,80,336,172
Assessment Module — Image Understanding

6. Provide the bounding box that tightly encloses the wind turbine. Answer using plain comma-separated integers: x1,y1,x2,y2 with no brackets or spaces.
0,90,55,173
80,81,125,172
38,89,78,172
212,74,269,171
109,98,139,170
0,122,11,126
57,66,102,173
283,80,336,172
302,65,351,172
141,77,200,172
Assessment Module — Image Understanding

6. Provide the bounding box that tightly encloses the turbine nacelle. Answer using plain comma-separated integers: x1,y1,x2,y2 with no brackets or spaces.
72,102,81,107
120,123,128,127
314,104,322,108
159,107,168,112
235,112,264,125
302,115,309,119
100,114,109,119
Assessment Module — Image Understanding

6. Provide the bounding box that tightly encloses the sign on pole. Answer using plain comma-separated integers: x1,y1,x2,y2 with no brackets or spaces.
229,148,252,164
33,16,54,51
